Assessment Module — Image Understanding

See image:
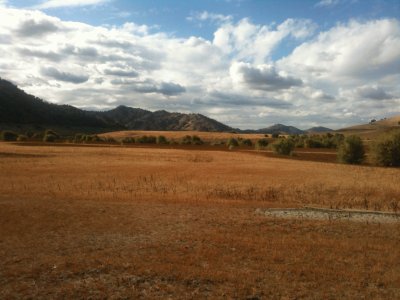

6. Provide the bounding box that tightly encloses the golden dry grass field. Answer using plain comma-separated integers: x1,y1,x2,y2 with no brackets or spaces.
0,141,399,298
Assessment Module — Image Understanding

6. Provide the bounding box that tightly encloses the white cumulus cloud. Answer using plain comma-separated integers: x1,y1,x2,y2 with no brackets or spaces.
0,7,398,129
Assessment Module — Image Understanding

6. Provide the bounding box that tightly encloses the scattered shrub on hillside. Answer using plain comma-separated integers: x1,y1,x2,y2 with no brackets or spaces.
181,135,192,145
32,132,43,140
241,138,253,146
294,133,345,149
272,138,295,155
0,131,18,141
337,135,365,164
137,135,156,144
191,135,204,145
157,135,168,144
180,135,204,145
255,138,269,150
103,136,117,144
17,134,28,141
121,137,135,144
90,135,102,142
25,131,34,138
271,133,280,138
74,133,84,143
372,131,400,167
210,140,224,146
226,137,239,148
44,129,59,138
43,133,57,142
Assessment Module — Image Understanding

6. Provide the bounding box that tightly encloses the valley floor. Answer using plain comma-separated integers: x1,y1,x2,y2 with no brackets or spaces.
0,142,399,298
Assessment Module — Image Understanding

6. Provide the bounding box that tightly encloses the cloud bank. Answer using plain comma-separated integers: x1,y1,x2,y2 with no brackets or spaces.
0,7,399,129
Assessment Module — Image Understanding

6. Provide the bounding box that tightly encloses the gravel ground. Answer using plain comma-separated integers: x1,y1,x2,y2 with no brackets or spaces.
256,207,400,223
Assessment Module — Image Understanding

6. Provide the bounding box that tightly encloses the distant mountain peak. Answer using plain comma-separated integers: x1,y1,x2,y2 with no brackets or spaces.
257,123,304,135
306,126,333,133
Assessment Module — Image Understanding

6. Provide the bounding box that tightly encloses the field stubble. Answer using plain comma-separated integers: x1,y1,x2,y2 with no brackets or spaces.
0,142,399,298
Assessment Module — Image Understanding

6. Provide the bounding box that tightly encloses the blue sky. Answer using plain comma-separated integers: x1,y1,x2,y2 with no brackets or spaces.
10,0,400,57
0,0,399,129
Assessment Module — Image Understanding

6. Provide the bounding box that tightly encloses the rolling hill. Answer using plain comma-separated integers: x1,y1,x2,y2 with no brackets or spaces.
257,123,305,135
0,78,233,133
337,116,400,138
1,78,344,135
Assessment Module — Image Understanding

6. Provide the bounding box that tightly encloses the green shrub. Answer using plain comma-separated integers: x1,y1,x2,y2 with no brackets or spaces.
168,139,178,145
0,131,18,141
181,135,192,145
74,133,84,143
241,138,253,146
90,135,102,142
226,137,239,147
272,138,295,155
157,135,168,144
121,137,135,144
255,138,269,150
372,131,400,167
191,135,204,145
104,136,117,143
304,133,344,149
271,132,280,138
337,135,365,164
43,134,57,142
137,135,156,144
32,132,43,140
25,131,34,138
44,129,58,138
17,134,28,141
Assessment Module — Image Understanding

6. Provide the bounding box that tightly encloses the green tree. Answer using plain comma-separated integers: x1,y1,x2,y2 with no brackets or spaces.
255,138,269,150
241,138,253,146
0,131,18,141
372,131,400,167
272,138,295,155
337,135,365,164
157,135,168,144
226,137,239,147
191,135,204,145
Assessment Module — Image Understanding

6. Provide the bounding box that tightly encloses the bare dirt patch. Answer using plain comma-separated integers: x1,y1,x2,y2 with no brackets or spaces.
257,207,400,223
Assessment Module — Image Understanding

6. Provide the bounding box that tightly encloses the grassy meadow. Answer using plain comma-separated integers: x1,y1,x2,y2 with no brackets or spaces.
0,140,399,298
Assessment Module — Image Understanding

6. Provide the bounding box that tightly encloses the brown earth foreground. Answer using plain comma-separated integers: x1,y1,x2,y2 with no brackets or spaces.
0,142,399,298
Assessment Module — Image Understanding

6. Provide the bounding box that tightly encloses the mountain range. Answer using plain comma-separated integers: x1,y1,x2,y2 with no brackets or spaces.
0,78,332,134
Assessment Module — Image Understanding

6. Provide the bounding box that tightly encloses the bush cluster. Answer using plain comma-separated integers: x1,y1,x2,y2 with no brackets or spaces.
241,138,253,147
226,137,239,148
337,135,365,164
157,135,168,144
372,131,400,167
272,138,295,155
74,133,102,143
288,133,344,149
180,135,204,145
255,138,269,150
0,131,18,141
121,137,135,144
137,135,156,144
43,129,59,143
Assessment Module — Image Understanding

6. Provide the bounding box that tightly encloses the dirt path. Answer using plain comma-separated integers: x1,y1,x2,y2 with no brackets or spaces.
256,206,400,223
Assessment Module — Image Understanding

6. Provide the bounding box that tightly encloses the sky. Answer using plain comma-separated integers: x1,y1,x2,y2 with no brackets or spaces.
0,0,399,129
